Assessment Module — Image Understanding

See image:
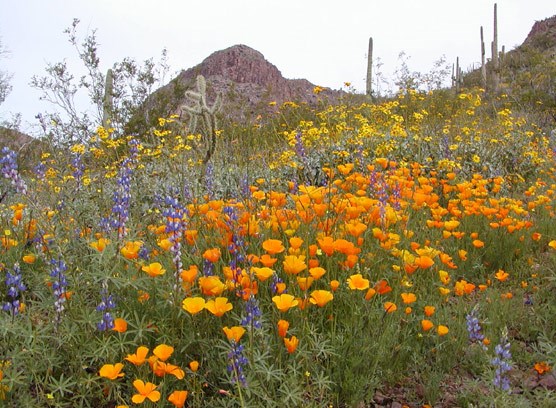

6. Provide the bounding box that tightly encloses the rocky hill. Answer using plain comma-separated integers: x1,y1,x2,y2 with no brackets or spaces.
0,126,43,169
460,14,556,127
521,15,556,53
128,44,344,131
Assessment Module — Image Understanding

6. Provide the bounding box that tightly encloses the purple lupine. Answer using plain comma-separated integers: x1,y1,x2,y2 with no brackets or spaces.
50,258,68,323
240,294,262,330
3,263,26,316
204,163,214,200
391,182,402,211
96,286,116,331
466,308,486,349
239,173,250,200
138,244,151,261
100,140,138,239
34,161,47,180
227,341,248,386
0,147,27,195
163,193,187,290
270,273,286,295
491,334,512,392
71,152,85,188
294,130,306,161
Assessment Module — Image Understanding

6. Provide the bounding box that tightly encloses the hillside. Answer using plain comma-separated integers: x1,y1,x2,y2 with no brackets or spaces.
127,44,344,132
463,15,556,126
0,126,42,168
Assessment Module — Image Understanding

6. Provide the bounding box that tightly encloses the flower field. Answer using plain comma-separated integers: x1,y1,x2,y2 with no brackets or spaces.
1,87,555,407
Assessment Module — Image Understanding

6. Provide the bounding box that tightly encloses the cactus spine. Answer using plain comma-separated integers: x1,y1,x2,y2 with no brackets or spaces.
102,68,113,128
366,37,373,100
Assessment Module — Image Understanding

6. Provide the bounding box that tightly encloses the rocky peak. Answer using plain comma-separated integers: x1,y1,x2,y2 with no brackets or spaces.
193,44,283,86
522,15,556,51
152,44,343,123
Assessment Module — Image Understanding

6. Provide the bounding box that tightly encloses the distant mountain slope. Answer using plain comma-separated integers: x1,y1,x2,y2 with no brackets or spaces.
127,44,343,131
0,126,42,168
521,14,556,53
461,15,556,127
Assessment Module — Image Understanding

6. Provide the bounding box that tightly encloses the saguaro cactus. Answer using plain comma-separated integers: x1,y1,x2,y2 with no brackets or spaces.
491,3,500,92
366,37,373,100
452,57,463,93
181,75,222,166
102,68,113,129
480,26,487,89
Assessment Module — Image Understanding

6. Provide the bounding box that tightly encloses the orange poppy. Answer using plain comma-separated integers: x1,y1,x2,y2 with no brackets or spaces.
259,254,278,267
262,239,285,254
424,306,436,317
309,290,334,307
472,239,484,248
534,362,551,375
414,255,435,269
421,319,434,331
153,344,174,362
296,277,314,291
347,273,370,290
132,379,161,404
309,267,326,279
438,270,450,285
318,236,336,256
330,280,340,291
152,361,184,379
251,266,274,281
168,390,188,408
495,269,509,282
99,363,125,380
289,236,304,249
22,253,36,264
142,262,166,277
437,325,449,336
283,255,307,275
384,302,397,313
90,238,110,252
223,326,246,343
120,241,142,260
374,279,392,295
180,265,198,283
365,288,376,300
112,318,128,333
198,276,226,296
400,293,417,304
189,360,199,372
158,238,173,251
203,248,221,263
205,297,233,317
277,319,289,337
272,294,299,312
125,346,149,366
284,336,299,353
182,297,206,315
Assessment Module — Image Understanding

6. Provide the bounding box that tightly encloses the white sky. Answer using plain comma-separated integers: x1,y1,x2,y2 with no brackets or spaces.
0,0,554,134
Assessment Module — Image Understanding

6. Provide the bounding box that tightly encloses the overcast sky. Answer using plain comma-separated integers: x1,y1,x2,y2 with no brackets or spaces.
0,0,554,134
